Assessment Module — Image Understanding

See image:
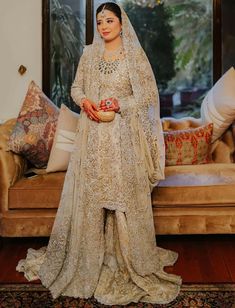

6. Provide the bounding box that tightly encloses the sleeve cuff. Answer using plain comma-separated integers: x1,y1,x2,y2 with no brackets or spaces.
80,96,86,110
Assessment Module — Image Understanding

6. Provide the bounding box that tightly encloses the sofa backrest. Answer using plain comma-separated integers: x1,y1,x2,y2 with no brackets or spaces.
161,117,235,164
2,117,235,165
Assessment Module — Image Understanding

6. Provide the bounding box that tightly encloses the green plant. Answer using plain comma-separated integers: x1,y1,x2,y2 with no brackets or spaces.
122,0,176,91
165,0,213,90
50,0,85,111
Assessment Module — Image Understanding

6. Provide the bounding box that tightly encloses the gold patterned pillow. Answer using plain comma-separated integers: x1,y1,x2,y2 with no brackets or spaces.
164,123,213,166
8,81,59,168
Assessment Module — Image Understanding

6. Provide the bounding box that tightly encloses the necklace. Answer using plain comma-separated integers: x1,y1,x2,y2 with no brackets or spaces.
98,58,120,74
98,44,124,74
103,45,124,61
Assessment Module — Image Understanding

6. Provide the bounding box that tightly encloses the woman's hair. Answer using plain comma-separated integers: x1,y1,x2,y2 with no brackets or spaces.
96,2,122,24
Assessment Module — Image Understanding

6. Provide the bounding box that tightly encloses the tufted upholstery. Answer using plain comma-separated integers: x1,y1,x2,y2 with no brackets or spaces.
154,117,235,234
161,116,202,131
1,117,235,236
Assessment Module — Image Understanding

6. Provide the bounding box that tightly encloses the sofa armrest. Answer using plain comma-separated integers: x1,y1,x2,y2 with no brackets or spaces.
211,129,235,163
0,119,27,214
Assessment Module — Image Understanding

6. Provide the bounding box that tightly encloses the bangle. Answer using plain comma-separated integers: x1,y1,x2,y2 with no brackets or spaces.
80,98,86,110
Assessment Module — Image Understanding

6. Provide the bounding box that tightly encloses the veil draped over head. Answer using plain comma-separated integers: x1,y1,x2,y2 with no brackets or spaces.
77,2,171,277
16,3,181,303
86,2,165,189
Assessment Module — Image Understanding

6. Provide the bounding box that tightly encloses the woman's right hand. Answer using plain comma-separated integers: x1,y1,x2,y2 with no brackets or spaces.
81,98,100,123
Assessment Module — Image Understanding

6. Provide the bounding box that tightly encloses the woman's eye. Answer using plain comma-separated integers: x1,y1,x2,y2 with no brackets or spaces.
97,22,101,25
107,20,113,23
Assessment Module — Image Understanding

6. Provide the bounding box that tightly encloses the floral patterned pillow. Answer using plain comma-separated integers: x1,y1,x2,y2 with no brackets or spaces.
164,123,213,166
8,81,59,168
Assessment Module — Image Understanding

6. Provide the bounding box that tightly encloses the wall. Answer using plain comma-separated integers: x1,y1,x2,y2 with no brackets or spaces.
0,0,42,122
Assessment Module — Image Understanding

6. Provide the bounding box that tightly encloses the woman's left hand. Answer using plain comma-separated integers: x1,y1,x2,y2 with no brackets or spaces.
99,97,120,113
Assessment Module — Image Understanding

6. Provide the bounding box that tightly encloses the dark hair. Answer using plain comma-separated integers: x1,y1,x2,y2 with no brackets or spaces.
96,2,122,24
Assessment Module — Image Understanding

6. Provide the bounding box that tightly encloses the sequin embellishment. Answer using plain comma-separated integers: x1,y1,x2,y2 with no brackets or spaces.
98,58,120,74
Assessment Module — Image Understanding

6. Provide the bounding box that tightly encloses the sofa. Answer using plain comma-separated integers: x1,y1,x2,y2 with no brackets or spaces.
1,116,235,237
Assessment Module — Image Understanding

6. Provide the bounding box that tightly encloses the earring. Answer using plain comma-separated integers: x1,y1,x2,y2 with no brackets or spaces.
120,30,123,37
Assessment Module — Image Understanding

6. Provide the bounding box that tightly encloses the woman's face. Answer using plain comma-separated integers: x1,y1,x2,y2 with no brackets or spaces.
96,9,122,42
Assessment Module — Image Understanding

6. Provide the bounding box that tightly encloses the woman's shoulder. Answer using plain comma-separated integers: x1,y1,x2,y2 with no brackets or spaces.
82,44,93,57
127,46,146,61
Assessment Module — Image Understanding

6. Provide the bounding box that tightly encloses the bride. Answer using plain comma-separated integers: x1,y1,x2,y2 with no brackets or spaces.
16,2,182,305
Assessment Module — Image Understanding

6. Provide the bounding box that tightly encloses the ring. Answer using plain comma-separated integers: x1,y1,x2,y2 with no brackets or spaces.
105,100,112,106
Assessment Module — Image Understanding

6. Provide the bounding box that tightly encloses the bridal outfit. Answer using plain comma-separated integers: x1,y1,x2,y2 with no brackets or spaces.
16,4,182,305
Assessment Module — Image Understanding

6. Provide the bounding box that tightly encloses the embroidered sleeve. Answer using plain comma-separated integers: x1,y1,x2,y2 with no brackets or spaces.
70,48,87,110
118,95,136,117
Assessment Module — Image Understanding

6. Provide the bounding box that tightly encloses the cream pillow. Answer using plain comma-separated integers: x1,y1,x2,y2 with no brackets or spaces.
201,67,235,142
46,104,80,172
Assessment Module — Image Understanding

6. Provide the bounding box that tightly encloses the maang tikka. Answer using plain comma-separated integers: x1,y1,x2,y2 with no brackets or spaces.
101,5,106,18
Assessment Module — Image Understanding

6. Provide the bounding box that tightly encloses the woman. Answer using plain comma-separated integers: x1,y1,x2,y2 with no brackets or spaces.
16,2,182,305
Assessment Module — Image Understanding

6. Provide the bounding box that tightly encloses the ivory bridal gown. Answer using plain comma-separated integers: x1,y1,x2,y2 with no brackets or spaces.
16,53,182,305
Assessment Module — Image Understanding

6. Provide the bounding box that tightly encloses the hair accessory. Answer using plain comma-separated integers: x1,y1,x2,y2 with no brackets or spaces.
101,5,106,17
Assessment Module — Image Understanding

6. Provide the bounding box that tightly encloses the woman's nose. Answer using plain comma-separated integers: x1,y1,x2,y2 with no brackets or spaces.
101,23,108,30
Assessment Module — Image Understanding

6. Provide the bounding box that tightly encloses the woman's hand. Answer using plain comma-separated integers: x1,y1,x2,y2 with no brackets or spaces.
99,97,120,113
81,98,100,122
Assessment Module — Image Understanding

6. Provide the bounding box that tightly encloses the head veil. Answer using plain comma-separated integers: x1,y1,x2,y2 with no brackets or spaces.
87,1,165,189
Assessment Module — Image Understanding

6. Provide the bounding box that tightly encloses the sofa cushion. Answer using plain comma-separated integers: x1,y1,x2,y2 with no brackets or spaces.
201,66,235,142
164,123,213,166
8,81,59,168
46,104,80,173
152,163,235,206
162,116,235,164
8,172,65,209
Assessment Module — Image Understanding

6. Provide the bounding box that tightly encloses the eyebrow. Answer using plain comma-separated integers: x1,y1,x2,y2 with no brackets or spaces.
97,17,115,22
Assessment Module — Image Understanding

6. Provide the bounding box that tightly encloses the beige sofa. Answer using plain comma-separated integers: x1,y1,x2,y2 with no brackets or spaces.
1,117,235,237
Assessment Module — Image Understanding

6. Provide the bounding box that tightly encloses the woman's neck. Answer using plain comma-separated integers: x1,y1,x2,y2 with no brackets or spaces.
104,37,122,51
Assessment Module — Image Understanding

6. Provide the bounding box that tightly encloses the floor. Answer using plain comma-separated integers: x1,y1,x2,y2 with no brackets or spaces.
0,234,235,284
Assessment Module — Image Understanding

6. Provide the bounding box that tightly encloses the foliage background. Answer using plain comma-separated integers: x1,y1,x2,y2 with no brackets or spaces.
122,0,176,92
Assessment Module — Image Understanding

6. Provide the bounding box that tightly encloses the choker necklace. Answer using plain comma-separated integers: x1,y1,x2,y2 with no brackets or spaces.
98,58,120,74
103,45,124,61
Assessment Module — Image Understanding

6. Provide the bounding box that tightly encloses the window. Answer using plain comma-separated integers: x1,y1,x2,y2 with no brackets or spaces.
221,0,235,73
117,0,213,118
43,0,85,112
43,0,223,116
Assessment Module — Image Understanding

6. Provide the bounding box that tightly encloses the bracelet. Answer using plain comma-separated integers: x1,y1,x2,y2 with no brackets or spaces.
80,98,86,110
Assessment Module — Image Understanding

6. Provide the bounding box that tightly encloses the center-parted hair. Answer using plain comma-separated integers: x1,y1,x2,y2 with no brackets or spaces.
96,2,122,24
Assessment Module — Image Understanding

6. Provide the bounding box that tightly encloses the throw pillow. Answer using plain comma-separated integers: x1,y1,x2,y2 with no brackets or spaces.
164,123,213,166
46,104,80,173
201,66,235,142
8,81,59,168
